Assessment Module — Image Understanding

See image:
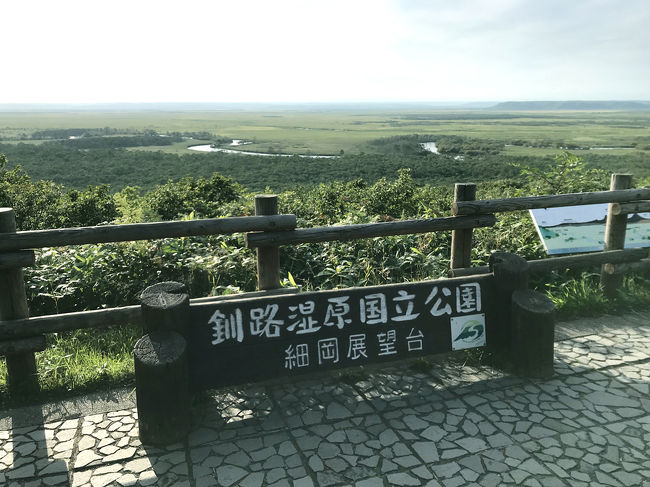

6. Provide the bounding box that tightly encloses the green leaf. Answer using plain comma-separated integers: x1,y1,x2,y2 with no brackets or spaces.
288,271,297,287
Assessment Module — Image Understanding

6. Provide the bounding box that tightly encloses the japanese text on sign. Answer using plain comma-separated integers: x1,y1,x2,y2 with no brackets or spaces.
209,282,482,346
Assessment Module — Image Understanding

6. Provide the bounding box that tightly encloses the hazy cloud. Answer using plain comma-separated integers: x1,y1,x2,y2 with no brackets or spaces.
1,0,648,103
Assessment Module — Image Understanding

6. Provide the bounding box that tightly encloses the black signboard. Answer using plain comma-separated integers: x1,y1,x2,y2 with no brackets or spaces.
188,274,495,389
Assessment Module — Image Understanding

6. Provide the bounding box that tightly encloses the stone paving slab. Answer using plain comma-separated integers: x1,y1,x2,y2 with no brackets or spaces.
1,311,649,486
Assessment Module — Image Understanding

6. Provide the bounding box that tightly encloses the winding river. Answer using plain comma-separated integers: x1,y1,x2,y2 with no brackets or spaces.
188,143,338,159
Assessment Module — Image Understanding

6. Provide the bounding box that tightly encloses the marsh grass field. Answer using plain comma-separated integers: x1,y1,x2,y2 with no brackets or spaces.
2,106,650,154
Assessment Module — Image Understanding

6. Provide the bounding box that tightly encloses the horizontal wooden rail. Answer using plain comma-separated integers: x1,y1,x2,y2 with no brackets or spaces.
0,250,35,269
245,215,496,248
0,288,299,341
529,248,648,274
0,306,142,341
611,201,650,215
0,215,297,252
453,188,650,215
448,248,649,277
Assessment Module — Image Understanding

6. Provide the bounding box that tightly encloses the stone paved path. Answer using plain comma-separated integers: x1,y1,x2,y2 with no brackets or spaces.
1,311,649,486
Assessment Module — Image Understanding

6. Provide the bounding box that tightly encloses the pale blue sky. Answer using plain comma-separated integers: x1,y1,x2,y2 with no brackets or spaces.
2,0,648,103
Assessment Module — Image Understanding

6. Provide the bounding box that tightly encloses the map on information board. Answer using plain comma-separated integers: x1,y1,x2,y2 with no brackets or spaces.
530,204,650,255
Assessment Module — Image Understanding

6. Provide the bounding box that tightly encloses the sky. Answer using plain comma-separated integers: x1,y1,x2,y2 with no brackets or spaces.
2,0,649,104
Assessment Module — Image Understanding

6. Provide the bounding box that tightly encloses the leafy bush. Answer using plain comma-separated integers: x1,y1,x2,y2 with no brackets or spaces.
0,163,63,230
363,168,418,218
26,235,257,316
144,173,243,220
58,185,117,227
512,151,609,195
0,157,117,230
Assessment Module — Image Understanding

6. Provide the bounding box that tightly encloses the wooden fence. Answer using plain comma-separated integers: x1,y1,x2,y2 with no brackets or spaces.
0,173,649,395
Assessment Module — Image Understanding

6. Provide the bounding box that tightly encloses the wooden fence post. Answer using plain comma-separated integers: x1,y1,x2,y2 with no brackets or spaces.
141,281,190,339
601,174,633,298
134,331,189,445
255,195,281,290
511,289,555,379
134,281,190,445
0,208,40,395
450,183,476,270
489,252,529,355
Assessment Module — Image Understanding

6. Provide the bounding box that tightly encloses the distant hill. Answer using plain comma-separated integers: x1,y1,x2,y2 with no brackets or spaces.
490,100,650,111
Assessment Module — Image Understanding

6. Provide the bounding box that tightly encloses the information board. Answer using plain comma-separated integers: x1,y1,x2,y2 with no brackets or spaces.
188,275,495,388
530,205,650,255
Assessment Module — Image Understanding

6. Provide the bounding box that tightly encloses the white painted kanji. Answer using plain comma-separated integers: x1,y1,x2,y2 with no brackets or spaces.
392,290,420,321
209,308,244,345
287,300,321,334
425,286,453,316
347,334,367,360
323,296,352,329
317,338,339,365
360,293,388,324
249,304,283,338
377,329,397,356
284,343,310,370
406,328,424,351
456,283,482,313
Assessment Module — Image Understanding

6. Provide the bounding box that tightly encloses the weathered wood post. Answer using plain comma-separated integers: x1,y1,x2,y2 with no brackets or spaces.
450,183,477,270
255,194,281,290
134,281,190,445
489,252,529,355
601,174,633,298
0,208,40,395
140,281,190,339
511,289,555,379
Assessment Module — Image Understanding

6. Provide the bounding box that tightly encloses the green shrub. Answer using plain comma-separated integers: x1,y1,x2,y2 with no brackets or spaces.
59,185,117,227
364,168,419,218
512,151,609,195
0,155,118,230
144,173,243,220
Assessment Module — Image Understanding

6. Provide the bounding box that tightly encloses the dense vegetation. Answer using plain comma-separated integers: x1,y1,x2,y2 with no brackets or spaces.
0,150,648,404
0,109,649,402
1,135,648,192
46,134,183,149
0,140,518,191
1,149,648,319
